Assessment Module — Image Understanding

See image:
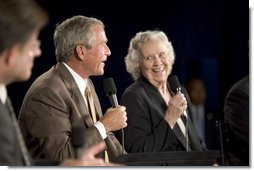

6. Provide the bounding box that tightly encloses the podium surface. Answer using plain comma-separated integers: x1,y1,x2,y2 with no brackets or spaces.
115,150,220,166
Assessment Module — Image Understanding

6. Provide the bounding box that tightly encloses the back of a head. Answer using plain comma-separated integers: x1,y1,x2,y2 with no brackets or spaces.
0,0,48,53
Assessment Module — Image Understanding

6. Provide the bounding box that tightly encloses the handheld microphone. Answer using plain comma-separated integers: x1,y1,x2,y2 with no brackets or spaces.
103,77,124,154
168,75,187,117
168,75,189,151
71,126,85,159
103,77,118,107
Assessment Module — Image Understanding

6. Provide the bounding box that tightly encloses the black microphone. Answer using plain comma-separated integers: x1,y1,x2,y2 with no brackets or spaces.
103,77,118,107
103,77,124,154
71,126,85,159
168,75,187,117
168,75,189,151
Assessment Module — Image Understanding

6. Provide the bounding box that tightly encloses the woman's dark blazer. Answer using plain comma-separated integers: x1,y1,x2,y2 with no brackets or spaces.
120,76,205,153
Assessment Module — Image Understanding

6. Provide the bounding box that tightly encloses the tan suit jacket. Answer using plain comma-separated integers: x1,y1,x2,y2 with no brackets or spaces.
19,62,125,162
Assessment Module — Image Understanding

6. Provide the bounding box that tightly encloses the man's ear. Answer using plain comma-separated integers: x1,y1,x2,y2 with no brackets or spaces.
75,44,86,61
4,44,20,66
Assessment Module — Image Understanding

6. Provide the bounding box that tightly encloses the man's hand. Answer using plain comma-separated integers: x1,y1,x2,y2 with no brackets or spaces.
62,141,122,166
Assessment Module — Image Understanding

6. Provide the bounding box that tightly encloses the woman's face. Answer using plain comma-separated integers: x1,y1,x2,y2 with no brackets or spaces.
139,38,173,87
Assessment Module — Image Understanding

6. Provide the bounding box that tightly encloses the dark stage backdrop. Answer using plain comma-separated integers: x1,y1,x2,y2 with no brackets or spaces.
8,0,248,123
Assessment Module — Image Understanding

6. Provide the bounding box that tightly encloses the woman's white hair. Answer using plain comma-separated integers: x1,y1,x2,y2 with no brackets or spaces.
125,30,175,80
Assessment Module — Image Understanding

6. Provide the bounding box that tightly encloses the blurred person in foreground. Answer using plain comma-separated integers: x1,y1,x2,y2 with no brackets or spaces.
119,30,206,153
19,15,127,163
224,75,249,166
0,0,118,166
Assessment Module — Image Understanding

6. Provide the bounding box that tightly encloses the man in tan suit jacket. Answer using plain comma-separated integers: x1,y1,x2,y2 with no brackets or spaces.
19,15,127,163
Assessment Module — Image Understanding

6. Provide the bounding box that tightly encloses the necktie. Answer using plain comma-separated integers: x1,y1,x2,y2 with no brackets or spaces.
6,97,32,166
85,86,97,124
85,86,109,163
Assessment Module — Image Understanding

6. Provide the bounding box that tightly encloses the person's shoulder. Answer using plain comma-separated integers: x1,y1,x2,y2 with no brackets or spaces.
124,79,144,92
235,75,249,88
25,66,67,97
121,80,147,100
122,81,138,94
228,75,249,95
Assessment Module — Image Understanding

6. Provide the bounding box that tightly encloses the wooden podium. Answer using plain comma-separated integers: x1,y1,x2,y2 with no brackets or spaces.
115,150,220,166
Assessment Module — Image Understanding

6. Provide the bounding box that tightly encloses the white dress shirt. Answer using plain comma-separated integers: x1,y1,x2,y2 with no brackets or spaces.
63,63,107,139
0,84,7,104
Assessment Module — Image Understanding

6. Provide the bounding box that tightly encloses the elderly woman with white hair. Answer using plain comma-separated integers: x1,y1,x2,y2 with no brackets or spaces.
119,30,206,153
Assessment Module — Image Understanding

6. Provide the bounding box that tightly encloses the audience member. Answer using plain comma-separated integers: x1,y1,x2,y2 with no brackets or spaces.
224,75,249,165
0,0,47,165
185,77,218,150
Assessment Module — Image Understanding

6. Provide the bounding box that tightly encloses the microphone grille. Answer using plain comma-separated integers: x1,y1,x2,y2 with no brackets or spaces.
103,77,117,96
168,75,181,92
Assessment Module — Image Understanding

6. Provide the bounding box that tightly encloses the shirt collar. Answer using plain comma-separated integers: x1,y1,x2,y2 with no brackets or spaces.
0,84,7,104
63,62,87,97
